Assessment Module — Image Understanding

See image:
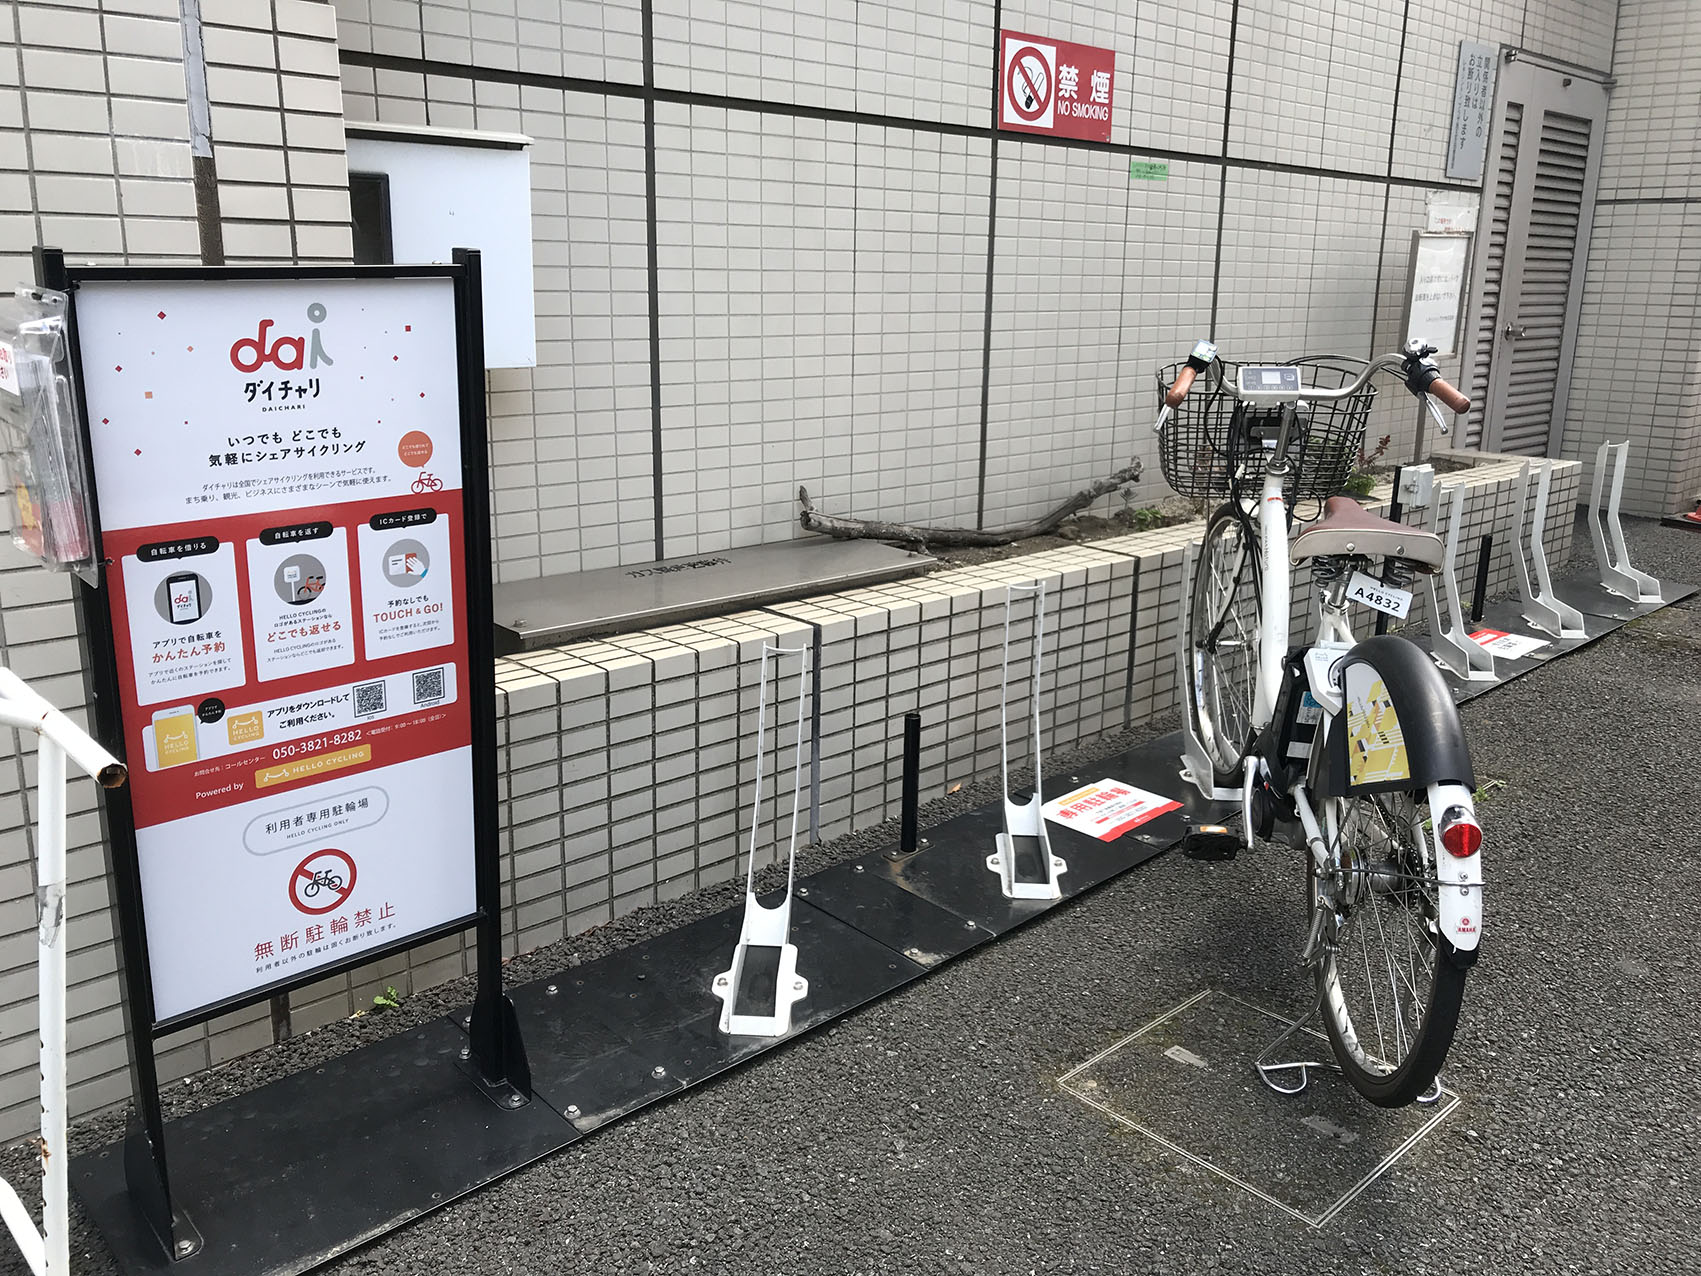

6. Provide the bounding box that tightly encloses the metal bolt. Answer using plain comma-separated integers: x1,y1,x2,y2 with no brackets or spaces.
798,887,809,896
965,920,977,930
652,1065,667,1079
853,864,864,873
175,1240,195,1258
566,1105,581,1118
792,979,805,992
546,983,558,994
921,838,930,847
459,1046,471,1060
1072,775,1079,783
462,1015,471,1027
715,975,730,987
506,1093,525,1109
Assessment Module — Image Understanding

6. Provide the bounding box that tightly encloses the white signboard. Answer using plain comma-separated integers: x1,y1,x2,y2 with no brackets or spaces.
1447,41,1498,181
1405,233,1472,356
1470,628,1550,659
1042,779,1181,841
75,277,481,1023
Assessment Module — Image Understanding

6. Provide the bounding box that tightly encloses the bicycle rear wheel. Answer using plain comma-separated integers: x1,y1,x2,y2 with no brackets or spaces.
1314,789,1467,1107
1186,505,1261,778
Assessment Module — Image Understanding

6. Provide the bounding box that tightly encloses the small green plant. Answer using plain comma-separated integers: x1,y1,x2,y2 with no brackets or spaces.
372,985,401,1011
1342,432,1393,498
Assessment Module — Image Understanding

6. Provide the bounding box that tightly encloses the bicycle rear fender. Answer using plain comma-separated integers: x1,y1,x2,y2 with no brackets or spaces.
1320,634,1475,798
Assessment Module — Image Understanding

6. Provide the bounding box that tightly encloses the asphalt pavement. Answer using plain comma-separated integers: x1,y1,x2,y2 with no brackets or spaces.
6,517,1700,1276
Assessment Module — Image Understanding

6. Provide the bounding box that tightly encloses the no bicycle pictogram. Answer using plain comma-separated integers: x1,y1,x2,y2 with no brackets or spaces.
1006,44,1052,123
290,848,356,915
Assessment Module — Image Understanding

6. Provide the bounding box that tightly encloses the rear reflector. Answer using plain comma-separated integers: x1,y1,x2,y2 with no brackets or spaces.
1439,812,1482,858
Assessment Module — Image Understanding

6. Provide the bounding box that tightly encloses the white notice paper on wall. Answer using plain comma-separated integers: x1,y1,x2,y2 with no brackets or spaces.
1406,233,1472,356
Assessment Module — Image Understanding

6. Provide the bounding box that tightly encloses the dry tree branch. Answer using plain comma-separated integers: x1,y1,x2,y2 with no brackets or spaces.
797,460,1144,548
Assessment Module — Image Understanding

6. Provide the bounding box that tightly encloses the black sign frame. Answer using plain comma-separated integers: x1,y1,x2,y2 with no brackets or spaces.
37,247,528,1261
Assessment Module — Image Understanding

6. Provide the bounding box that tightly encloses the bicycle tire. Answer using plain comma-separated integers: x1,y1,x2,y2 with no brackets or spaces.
1313,788,1468,1107
1186,504,1261,778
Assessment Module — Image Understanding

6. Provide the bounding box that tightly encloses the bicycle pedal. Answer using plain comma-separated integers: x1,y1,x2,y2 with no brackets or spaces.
1182,822,1241,861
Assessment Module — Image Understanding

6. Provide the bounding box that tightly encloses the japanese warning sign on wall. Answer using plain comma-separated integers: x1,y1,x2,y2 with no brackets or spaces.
74,276,479,1023
998,29,1116,144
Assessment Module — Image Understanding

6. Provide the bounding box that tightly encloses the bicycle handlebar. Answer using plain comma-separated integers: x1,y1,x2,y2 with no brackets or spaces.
1164,365,1197,409
1160,343,1472,415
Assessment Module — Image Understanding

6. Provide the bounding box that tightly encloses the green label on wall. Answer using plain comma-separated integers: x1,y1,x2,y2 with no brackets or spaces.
1129,160,1169,181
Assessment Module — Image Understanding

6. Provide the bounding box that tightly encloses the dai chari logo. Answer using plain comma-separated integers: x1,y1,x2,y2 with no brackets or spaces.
229,301,336,373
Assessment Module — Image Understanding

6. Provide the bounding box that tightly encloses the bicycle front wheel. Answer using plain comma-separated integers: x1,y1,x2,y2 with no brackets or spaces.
1186,505,1261,778
1314,789,1467,1106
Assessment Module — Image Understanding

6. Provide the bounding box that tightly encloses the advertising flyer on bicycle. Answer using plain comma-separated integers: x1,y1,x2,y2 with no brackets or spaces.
75,277,478,1023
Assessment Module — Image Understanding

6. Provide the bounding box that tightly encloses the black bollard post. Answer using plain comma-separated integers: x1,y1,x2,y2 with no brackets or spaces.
1377,466,1405,636
900,711,921,855
1471,533,1493,623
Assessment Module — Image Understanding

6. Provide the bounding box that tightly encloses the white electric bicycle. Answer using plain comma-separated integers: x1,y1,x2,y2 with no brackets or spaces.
1158,340,1485,1107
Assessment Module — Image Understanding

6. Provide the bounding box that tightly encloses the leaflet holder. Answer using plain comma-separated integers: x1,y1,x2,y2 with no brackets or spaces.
1420,485,1496,681
1588,441,1662,605
986,582,1066,900
1178,542,1243,804
712,642,812,1037
1512,460,1586,639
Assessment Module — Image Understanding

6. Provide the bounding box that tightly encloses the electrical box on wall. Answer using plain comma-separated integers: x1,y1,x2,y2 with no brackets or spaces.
345,125,537,369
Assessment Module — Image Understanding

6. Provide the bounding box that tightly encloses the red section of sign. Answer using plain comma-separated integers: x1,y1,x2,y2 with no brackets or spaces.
1101,799,1182,841
998,29,1116,144
103,488,472,829
290,848,356,915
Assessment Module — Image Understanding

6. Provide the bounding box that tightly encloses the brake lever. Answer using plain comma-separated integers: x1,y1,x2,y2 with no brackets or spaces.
1424,394,1451,437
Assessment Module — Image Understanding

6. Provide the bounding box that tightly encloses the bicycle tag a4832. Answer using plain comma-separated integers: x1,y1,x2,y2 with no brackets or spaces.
1344,570,1412,618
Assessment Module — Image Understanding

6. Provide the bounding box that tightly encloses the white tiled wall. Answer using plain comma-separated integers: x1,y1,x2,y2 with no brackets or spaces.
1564,0,1701,516
4,0,1692,1141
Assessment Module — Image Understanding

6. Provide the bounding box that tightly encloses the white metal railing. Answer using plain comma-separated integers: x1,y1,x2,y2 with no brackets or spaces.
0,667,126,1276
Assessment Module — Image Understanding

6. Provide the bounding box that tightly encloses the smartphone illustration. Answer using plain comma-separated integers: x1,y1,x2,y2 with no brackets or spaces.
151,705,199,769
166,573,203,625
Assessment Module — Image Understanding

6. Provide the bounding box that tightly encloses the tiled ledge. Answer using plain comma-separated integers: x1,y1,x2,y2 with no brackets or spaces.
481,456,1582,963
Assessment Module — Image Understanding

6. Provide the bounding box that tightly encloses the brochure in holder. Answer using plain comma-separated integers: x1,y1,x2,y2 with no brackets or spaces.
0,286,96,582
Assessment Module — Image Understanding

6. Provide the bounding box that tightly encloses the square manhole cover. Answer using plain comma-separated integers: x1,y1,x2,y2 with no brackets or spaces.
1061,989,1460,1227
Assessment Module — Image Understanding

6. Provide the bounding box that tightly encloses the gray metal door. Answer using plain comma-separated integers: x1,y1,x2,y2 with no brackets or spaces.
1462,58,1607,455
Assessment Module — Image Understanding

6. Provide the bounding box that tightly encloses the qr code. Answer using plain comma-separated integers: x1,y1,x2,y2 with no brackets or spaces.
353,680,386,716
412,667,446,705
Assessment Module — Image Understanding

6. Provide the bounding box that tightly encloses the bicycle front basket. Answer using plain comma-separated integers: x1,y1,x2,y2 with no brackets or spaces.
1156,358,1377,501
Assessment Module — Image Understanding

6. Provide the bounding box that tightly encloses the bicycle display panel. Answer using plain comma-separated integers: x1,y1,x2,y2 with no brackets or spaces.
1234,365,1303,403
72,275,481,1026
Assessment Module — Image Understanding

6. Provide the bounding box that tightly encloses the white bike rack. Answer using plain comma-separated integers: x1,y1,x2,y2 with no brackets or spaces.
1421,485,1496,681
986,582,1066,900
711,643,811,1038
1512,459,1586,639
1588,441,1663,604
1178,541,1243,804
0,668,127,1276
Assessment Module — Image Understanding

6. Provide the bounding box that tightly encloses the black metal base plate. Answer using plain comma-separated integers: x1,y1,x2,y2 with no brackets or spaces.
70,1020,577,1276
493,895,927,1133
1549,574,1660,621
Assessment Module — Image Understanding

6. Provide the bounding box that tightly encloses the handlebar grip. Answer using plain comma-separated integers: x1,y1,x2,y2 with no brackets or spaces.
1429,378,1470,414
1165,365,1197,409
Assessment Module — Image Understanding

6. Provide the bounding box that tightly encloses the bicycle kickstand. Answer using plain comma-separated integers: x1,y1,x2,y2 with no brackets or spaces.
1252,988,1340,1096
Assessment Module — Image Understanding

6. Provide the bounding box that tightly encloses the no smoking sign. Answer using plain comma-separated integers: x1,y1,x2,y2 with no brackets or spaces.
998,30,1116,144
